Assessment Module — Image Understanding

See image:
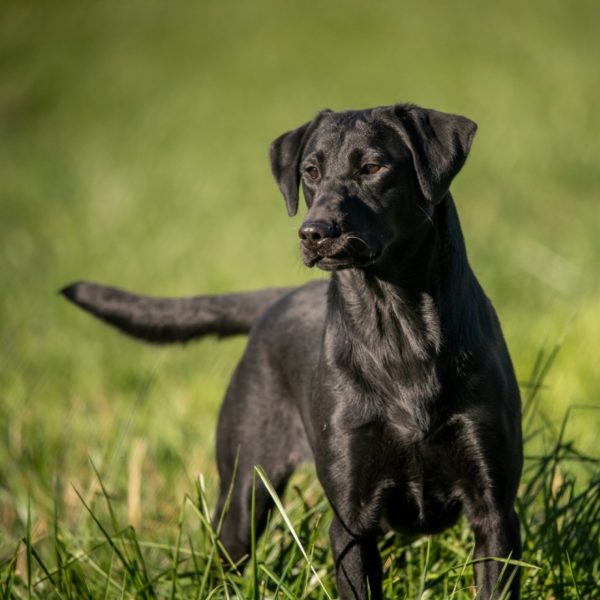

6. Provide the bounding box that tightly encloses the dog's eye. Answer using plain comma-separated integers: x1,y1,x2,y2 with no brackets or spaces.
362,164,382,175
305,166,320,181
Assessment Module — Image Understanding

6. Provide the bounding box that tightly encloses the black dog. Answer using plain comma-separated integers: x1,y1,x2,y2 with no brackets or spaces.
62,104,523,599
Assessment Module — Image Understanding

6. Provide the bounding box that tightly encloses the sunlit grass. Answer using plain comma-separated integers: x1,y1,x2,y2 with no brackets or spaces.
1,402,598,598
1,0,598,597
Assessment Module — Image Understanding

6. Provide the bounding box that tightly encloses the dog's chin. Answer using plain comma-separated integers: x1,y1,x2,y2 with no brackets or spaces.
304,253,380,271
301,236,382,271
314,257,355,271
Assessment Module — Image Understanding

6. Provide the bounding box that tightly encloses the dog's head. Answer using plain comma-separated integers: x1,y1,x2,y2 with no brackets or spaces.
270,104,477,271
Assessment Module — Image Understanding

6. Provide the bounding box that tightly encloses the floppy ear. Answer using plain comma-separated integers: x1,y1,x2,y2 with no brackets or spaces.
270,110,333,217
393,105,477,203
269,121,311,217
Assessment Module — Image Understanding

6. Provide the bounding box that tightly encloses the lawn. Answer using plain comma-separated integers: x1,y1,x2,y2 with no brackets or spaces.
0,0,598,597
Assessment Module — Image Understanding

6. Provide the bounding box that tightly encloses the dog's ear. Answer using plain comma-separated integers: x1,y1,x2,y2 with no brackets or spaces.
392,105,477,204
270,110,331,217
270,122,310,217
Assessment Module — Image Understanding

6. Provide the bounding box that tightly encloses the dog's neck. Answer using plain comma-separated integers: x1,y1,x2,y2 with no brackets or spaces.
324,195,485,427
328,194,472,344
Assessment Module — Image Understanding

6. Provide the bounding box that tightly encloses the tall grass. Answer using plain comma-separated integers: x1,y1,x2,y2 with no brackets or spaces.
1,351,598,599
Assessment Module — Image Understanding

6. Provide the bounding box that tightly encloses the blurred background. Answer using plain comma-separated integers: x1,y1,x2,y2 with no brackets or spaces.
1,0,598,550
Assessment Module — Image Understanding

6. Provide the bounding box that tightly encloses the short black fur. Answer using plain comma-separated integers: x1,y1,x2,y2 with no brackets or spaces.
63,103,523,599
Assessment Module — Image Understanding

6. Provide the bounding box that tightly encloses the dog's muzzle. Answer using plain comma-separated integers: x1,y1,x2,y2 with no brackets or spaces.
298,221,380,270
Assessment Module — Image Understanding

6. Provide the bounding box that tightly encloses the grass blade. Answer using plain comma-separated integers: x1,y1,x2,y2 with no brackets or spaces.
254,465,333,600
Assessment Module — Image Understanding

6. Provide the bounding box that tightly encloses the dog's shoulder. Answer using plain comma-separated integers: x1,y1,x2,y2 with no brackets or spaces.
248,279,328,345
241,279,329,386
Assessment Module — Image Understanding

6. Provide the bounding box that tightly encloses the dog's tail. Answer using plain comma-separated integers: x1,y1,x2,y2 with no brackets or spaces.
60,281,294,343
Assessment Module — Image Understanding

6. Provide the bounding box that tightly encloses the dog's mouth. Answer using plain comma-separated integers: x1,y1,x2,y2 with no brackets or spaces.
301,234,381,271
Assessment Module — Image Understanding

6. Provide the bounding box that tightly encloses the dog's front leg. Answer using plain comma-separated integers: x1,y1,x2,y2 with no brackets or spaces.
329,515,382,600
467,507,521,599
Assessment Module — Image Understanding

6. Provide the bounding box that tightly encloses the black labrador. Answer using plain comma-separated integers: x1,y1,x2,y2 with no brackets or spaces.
62,103,523,599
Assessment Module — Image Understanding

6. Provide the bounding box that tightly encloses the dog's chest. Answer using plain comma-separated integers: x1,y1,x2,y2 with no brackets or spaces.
330,335,444,437
327,288,444,433
377,428,464,535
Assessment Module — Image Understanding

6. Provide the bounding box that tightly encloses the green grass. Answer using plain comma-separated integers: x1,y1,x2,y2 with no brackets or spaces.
0,0,598,597
1,405,598,598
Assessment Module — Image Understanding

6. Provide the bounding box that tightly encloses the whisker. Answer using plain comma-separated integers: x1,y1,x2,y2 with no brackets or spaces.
345,234,375,257
411,198,438,234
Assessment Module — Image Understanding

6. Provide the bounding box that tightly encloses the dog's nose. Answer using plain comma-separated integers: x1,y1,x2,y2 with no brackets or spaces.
299,221,340,242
